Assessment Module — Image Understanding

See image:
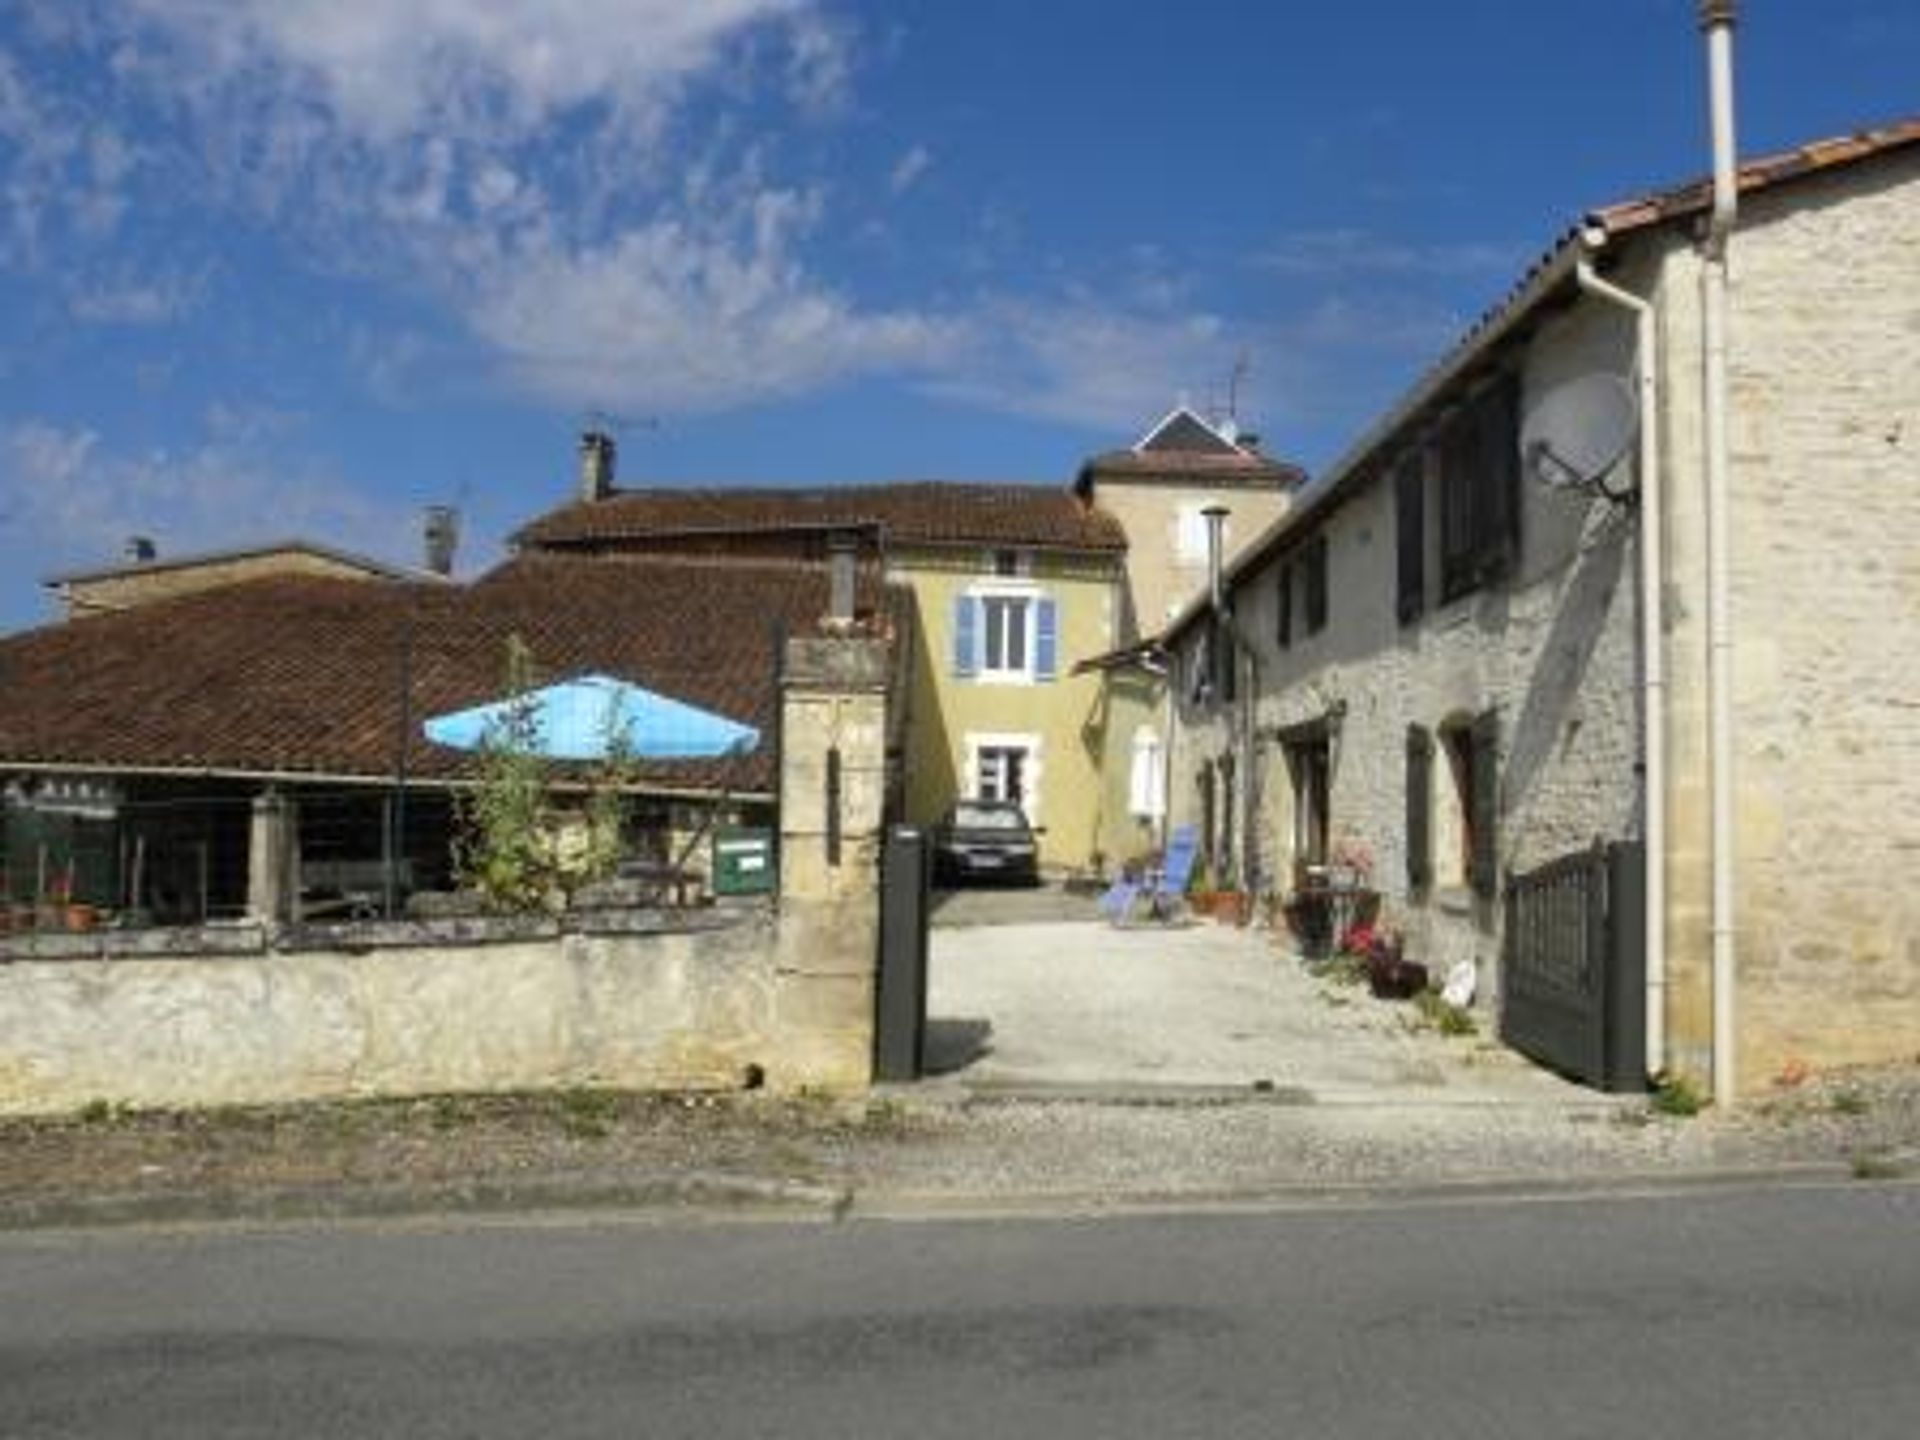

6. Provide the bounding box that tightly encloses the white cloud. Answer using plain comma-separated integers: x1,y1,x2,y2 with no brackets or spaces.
466,187,966,412
889,144,932,196
0,415,415,576
118,0,810,143
922,297,1246,434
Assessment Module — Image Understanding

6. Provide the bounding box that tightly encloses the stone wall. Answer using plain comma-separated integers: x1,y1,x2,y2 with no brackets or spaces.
0,911,775,1114
0,631,900,1114
1171,294,1646,1004
1656,151,1920,1086
774,636,892,1091
1093,476,1291,639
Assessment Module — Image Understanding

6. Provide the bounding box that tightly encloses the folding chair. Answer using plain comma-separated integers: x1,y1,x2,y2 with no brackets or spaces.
1104,824,1199,925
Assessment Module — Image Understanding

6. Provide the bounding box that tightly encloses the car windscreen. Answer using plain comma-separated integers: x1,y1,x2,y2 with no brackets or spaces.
950,804,1026,831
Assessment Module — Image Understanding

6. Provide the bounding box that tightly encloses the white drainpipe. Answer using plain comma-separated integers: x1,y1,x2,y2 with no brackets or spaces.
1575,243,1666,1082
1701,0,1739,1103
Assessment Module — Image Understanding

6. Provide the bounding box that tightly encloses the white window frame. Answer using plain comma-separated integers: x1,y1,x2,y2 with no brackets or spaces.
966,581,1041,686
1174,499,1225,565
963,732,1043,825
1128,725,1165,821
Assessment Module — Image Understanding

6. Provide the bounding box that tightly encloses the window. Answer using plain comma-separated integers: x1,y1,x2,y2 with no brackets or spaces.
991,548,1024,577
982,595,1028,674
1437,710,1500,897
976,745,1027,805
1275,562,1293,649
1176,504,1219,564
967,733,1042,823
1303,534,1328,636
1439,374,1521,603
1128,727,1165,820
1287,736,1331,872
1395,455,1426,624
952,591,1058,683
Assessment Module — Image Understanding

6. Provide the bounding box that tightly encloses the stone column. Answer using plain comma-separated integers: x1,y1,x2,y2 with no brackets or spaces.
773,636,892,1091
245,788,298,927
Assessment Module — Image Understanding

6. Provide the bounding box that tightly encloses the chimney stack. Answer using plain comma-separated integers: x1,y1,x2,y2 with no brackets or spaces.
825,531,858,631
124,536,156,565
578,430,617,503
1202,504,1229,612
422,505,459,577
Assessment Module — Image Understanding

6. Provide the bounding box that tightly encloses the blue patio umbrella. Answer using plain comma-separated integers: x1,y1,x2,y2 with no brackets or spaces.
424,673,759,761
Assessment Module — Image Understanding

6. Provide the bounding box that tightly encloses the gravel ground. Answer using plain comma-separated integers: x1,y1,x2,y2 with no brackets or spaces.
0,1059,1914,1227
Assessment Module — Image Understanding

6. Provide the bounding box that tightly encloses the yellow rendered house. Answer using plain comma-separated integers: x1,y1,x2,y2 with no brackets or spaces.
515,413,1300,875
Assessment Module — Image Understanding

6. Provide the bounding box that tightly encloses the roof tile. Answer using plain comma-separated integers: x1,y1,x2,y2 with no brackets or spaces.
513,481,1127,554
0,554,898,794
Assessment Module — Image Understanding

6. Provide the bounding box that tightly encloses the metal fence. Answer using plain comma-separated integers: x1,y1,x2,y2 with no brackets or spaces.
1501,840,1646,1092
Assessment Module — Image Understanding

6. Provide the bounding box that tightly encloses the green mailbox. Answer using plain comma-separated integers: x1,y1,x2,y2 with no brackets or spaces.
712,828,774,896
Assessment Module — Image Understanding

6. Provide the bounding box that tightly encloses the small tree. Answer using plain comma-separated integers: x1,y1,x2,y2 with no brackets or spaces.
579,692,639,888
454,635,553,912
454,640,645,912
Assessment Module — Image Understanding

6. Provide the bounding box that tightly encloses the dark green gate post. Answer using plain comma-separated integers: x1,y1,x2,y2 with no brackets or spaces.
874,824,930,1082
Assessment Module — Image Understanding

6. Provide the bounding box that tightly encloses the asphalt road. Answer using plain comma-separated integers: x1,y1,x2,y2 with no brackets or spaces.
2,1184,1916,1438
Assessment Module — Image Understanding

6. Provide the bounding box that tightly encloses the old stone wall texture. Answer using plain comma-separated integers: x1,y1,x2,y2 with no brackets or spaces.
776,636,892,1091
0,916,777,1115
1171,295,1646,1006
1095,477,1291,641
1686,153,1920,1086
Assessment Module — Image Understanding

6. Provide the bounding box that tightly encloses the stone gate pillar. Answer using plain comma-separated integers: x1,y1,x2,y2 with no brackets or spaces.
773,635,891,1090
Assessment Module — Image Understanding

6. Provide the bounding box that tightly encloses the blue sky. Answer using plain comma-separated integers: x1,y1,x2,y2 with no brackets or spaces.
0,0,1914,627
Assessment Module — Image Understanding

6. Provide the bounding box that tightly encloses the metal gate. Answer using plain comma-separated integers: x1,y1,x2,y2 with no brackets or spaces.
1501,840,1646,1092
873,824,931,1082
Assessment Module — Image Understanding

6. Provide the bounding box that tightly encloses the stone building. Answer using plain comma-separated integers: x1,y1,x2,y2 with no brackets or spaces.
1163,116,1920,1096
43,537,446,620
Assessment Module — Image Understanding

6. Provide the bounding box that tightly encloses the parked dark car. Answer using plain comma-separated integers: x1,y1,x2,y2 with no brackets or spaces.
933,800,1041,885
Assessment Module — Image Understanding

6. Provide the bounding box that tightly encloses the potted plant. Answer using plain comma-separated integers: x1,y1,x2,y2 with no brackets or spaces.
1282,868,1335,957
1185,856,1215,918
1212,863,1251,927
1363,928,1429,1000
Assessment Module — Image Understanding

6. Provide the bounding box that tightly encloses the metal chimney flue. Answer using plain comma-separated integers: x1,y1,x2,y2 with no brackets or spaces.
826,531,858,630
1201,504,1230,612
422,505,459,577
578,430,617,503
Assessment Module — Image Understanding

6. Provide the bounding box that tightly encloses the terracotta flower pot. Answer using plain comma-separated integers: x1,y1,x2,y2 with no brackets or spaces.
1215,891,1252,927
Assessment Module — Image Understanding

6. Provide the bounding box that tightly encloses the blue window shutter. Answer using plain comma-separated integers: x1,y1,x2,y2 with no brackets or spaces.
953,595,978,678
1035,597,1058,681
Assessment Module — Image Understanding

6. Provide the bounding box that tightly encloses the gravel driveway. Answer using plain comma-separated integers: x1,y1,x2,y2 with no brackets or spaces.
927,916,1606,1107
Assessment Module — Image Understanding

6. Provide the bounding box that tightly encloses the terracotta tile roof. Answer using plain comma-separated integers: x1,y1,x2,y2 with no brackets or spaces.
0,554,897,795
1590,114,1920,237
513,481,1127,555
1075,448,1306,493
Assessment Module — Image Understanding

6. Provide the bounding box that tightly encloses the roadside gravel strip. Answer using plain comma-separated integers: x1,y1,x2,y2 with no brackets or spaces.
0,1064,1914,1231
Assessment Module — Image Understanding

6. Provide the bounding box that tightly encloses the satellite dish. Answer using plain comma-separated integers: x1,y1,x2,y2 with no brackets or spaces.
1520,372,1638,500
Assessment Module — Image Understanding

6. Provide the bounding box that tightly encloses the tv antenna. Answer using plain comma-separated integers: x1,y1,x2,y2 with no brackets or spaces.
1519,372,1639,503
1226,351,1252,422
581,408,660,439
